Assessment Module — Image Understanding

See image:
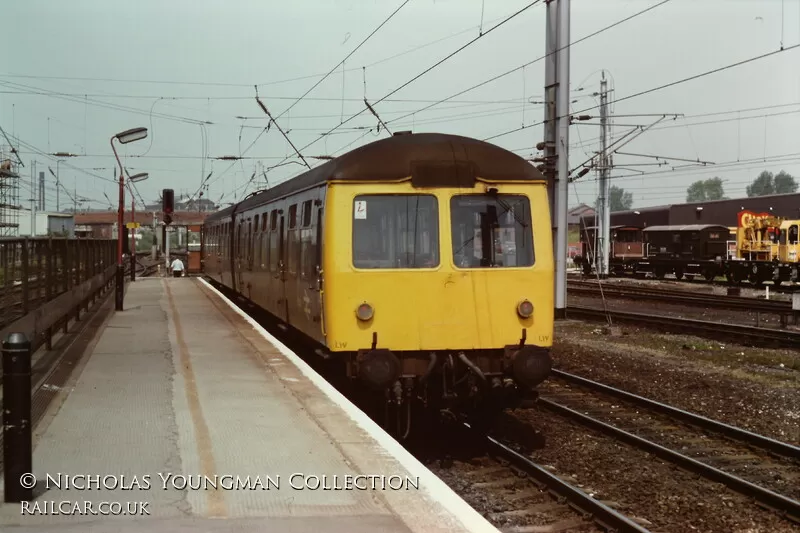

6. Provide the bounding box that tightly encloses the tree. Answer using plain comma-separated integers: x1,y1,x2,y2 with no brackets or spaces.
609,185,633,212
746,170,798,197
774,170,798,194
686,177,726,202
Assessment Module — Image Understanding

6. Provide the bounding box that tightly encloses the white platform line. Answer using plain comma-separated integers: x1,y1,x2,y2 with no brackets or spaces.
199,277,501,533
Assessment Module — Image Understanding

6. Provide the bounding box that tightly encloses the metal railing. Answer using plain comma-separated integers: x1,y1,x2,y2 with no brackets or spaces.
0,237,117,352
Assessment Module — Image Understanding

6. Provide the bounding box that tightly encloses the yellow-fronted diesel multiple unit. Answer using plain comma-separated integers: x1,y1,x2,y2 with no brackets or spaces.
203,133,553,425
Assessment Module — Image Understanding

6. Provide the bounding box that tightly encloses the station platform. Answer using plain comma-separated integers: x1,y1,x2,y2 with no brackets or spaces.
0,276,499,533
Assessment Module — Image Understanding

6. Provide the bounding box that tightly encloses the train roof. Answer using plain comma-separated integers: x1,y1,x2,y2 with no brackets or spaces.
583,225,642,231
206,133,544,223
643,224,729,232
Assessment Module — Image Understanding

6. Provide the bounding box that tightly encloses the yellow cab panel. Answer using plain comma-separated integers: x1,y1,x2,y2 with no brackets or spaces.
321,180,553,354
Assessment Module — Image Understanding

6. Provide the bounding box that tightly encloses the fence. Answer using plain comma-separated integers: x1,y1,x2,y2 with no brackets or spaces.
0,237,117,353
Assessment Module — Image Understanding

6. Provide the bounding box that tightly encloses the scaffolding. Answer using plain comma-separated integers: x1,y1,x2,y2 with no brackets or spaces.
0,145,21,237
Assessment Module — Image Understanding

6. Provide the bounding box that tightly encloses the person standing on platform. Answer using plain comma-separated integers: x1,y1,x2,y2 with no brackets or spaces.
170,257,185,278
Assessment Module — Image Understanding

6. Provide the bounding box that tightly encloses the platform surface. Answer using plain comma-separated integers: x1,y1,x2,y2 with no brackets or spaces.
0,277,499,533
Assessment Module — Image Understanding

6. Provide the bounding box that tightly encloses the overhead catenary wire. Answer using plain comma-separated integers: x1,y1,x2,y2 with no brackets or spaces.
484,43,800,143
291,0,542,152
273,0,412,121
197,0,543,203
204,0,418,202
0,80,210,126
227,0,412,199
0,9,515,91
385,0,672,128
577,150,800,184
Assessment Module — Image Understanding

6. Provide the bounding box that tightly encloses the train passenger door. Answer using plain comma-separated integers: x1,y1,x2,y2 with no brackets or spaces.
278,214,289,322
232,220,244,294
309,204,324,339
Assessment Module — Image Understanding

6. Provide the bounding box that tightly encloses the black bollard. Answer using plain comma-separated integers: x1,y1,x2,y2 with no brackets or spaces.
3,332,32,502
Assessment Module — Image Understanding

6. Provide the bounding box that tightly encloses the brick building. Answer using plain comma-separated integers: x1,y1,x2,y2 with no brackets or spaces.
74,211,210,238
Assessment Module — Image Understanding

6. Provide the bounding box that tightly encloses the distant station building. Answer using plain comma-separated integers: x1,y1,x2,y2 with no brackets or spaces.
580,192,800,231
74,211,210,239
18,211,75,237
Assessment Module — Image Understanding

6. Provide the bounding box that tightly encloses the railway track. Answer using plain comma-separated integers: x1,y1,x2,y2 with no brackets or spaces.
567,271,800,294
215,277,796,531
567,305,800,347
463,424,654,533
568,280,793,314
538,369,800,524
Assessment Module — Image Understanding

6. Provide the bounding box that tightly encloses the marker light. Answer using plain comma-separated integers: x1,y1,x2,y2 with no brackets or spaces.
356,302,374,321
517,300,534,318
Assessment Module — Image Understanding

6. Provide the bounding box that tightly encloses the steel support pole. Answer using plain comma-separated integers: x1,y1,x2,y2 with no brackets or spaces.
598,73,610,278
554,0,570,318
152,212,157,261
543,0,558,249
130,191,136,282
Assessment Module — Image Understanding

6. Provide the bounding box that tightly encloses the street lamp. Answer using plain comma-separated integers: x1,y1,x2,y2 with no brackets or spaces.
127,172,149,282
110,127,148,311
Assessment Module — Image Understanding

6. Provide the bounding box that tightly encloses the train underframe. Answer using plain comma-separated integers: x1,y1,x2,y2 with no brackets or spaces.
582,257,800,286
208,277,551,438
347,343,551,437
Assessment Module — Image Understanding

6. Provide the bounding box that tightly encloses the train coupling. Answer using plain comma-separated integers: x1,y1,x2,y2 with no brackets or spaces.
504,345,552,388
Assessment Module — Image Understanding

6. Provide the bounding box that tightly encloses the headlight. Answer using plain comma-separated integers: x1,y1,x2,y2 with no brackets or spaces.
517,299,534,318
356,302,374,321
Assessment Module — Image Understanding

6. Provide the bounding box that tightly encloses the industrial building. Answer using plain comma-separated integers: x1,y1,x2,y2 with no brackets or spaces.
18,211,75,238
580,192,800,230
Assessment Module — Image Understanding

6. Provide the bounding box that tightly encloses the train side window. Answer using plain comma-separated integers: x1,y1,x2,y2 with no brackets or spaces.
262,213,268,232
450,194,533,268
352,195,439,269
300,203,315,279
288,205,298,229
270,210,277,231
302,200,312,227
790,225,799,245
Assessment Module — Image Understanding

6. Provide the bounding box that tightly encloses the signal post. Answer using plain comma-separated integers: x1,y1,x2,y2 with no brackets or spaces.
163,189,174,275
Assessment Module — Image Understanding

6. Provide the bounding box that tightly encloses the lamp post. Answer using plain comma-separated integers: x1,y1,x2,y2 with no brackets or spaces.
127,172,149,282
48,152,78,212
110,127,148,311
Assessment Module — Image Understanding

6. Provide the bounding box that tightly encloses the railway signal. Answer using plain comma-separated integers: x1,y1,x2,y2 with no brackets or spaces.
163,188,174,225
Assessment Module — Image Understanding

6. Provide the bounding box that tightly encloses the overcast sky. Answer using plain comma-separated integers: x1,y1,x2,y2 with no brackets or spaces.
2,0,799,214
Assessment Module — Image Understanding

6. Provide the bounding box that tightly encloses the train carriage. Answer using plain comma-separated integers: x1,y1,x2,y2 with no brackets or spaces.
577,225,644,276
202,133,554,430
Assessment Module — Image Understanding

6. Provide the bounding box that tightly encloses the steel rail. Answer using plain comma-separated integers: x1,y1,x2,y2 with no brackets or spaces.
465,423,654,533
551,369,800,459
537,399,800,523
568,281,791,312
567,306,800,347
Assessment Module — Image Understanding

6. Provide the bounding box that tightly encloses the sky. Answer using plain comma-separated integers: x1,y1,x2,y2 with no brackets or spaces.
1,0,799,215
